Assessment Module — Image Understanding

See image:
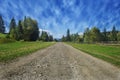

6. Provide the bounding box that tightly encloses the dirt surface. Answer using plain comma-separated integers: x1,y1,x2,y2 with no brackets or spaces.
0,42,120,80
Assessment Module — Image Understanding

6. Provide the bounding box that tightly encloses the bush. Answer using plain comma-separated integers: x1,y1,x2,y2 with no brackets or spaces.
0,38,15,44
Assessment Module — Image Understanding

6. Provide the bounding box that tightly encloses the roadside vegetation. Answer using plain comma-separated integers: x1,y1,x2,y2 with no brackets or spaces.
67,42,120,67
0,15,54,42
63,28,120,67
62,27,120,43
0,33,6,38
0,41,55,62
0,15,55,62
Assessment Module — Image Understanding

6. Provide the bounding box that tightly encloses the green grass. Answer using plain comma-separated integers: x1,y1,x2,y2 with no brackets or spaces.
0,41,55,62
67,42,120,67
0,33,6,38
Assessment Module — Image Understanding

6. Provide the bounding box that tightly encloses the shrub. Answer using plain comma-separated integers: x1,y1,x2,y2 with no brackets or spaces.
0,38,15,44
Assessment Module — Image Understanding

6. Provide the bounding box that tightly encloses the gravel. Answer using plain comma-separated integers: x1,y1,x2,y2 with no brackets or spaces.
0,42,120,80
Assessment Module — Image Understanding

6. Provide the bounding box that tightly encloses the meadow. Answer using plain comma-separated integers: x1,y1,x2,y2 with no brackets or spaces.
67,43,120,67
0,41,55,62
0,33,6,38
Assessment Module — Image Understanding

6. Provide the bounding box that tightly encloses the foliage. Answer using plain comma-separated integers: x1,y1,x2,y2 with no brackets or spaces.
66,29,71,41
0,15,5,33
22,17,39,41
40,31,49,41
90,27,102,42
17,20,23,40
39,31,53,42
61,35,66,42
110,26,117,41
83,28,91,43
62,26,119,43
8,17,39,41
102,28,108,41
0,33,6,38
62,29,81,42
9,18,17,40
83,26,119,43
70,33,81,42
49,35,53,41
117,32,120,41
83,27,102,43
0,38,15,44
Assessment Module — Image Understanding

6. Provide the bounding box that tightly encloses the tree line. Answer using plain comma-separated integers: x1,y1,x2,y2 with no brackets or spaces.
62,27,120,43
0,15,53,41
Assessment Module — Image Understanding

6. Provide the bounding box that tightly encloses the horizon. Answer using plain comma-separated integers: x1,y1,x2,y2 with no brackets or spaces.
0,0,120,38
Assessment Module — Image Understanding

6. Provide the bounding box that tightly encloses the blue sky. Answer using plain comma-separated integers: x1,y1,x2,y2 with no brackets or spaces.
0,0,120,38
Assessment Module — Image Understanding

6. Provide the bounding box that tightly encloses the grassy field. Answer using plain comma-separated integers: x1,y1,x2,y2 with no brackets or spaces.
67,42,120,67
0,33,6,38
0,41,55,62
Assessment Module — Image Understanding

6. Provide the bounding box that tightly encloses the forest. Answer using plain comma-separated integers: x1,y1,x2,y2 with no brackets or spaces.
62,27,120,43
0,15,53,42
0,15,120,43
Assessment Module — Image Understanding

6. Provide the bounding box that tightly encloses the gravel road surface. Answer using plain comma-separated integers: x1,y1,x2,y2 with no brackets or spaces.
0,43,120,80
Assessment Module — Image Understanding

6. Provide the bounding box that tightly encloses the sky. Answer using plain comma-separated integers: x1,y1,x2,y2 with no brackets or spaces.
0,0,120,38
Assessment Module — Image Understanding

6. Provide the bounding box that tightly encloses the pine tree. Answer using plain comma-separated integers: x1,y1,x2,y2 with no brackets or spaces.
110,26,117,41
9,18,16,33
90,27,102,42
66,29,71,41
117,32,120,41
0,15,5,33
18,20,23,40
103,27,108,41
40,31,49,41
9,18,17,39
61,35,66,42
49,35,53,41
83,28,91,43
23,17,39,41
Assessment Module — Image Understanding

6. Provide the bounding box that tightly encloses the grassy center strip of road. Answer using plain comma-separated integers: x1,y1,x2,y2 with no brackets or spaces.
0,41,55,62
67,42,120,67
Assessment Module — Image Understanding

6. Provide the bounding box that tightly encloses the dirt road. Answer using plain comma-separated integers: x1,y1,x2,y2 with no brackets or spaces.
0,43,120,80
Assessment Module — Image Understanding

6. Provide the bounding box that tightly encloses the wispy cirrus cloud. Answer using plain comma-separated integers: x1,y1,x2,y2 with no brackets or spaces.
0,0,120,38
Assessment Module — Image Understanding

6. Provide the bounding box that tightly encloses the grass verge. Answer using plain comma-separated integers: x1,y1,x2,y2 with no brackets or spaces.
67,42,120,67
0,41,55,62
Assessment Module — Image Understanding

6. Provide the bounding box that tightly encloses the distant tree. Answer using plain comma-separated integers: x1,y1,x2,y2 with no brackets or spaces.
83,28,91,43
0,15,5,33
9,18,17,40
61,35,66,42
70,34,74,42
102,27,108,41
70,33,80,42
40,31,49,41
23,16,27,28
17,20,23,40
74,33,80,42
117,32,120,41
23,17,39,41
90,27,102,42
49,35,53,41
66,29,71,41
54,39,58,42
110,26,117,41
9,18,16,33
30,20,39,41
